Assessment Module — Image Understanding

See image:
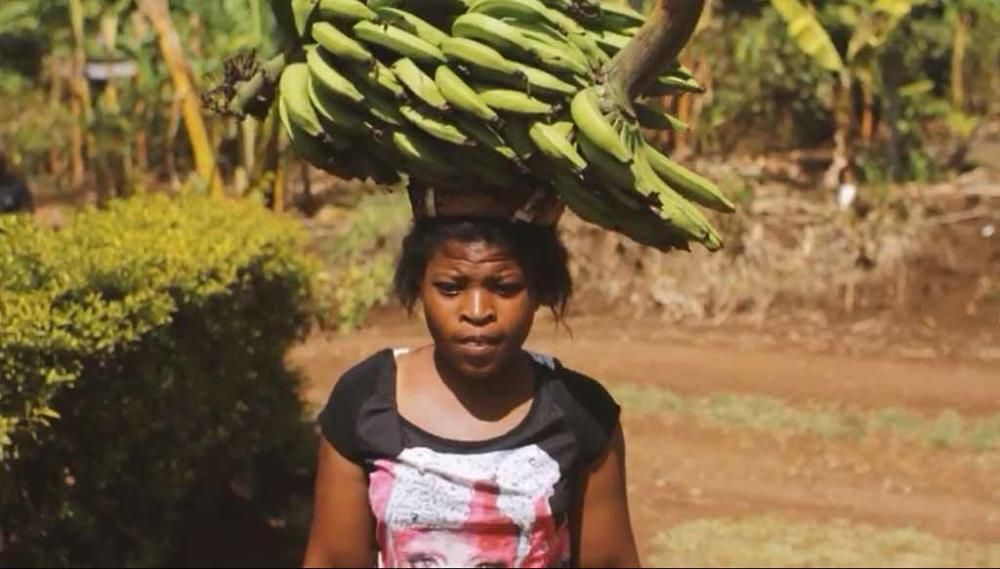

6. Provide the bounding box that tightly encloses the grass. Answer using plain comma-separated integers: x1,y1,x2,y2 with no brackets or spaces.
611,384,1000,452
650,516,1000,568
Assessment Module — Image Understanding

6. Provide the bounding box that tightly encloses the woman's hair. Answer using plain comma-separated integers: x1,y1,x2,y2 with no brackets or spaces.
392,217,573,320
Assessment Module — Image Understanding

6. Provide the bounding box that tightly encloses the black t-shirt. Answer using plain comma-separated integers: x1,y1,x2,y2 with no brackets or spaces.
318,348,620,568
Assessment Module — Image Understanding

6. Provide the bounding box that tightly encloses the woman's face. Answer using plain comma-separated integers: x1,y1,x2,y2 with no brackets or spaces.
420,238,539,380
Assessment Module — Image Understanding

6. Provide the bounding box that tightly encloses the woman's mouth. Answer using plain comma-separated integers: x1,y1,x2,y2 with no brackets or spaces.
454,335,502,358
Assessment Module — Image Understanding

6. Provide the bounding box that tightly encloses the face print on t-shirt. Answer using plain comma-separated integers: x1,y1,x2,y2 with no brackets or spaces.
369,446,571,568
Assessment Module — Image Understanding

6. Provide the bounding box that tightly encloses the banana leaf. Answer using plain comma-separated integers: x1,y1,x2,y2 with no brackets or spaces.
769,0,844,73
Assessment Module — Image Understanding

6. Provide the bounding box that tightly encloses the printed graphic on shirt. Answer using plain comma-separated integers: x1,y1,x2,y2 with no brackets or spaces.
369,445,570,568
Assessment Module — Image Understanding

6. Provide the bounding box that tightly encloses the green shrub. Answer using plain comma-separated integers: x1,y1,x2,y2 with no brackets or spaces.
0,194,317,566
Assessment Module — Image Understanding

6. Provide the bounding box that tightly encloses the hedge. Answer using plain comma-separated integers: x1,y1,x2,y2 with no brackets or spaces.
0,194,317,566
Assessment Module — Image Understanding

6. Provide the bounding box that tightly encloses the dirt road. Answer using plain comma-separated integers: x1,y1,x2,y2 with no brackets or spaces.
288,313,1000,562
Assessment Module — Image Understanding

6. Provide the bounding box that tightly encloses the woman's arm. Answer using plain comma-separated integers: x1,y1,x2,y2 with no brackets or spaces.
302,437,377,568
577,424,641,568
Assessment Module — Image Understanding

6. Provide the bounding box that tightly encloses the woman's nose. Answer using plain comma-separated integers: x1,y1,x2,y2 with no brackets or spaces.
461,289,496,325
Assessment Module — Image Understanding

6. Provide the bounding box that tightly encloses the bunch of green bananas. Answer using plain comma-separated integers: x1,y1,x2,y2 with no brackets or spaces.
274,0,733,251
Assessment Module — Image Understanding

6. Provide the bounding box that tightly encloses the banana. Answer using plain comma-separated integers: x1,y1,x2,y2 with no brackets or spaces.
375,7,450,47
548,165,620,230
307,73,371,133
351,77,408,126
475,85,555,114
292,0,320,38
313,21,374,64
519,34,591,77
460,148,527,188
280,63,325,137
452,13,538,62
528,121,586,173
551,120,574,138
315,0,377,22
630,149,716,245
390,128,456,177
499,117,536,159
596,1,644,31
644,74,706,96
391,58,450,111
342,60,407,100
398,104,471,145
440,37,524,79
577,131,636,192
452,114,524,165
306,46,365,104
592,29,630,55
509,20,587,63
570,87,630,162
633,101,689,131
352,20,446,65
469,0,562,28
642,141,735,213
434,65,500,124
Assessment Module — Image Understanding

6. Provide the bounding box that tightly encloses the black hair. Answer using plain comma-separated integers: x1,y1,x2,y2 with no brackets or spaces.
392,217,573,320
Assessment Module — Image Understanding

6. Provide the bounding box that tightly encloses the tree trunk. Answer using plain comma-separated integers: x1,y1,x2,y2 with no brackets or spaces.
860,84,876,143
138,0,224,196
68,0,91,189
607,0,705,107
823,74,854,189
950,9,969,111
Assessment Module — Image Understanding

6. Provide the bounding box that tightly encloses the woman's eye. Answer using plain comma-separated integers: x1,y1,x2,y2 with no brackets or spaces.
433,282,461,296
495,283,524,296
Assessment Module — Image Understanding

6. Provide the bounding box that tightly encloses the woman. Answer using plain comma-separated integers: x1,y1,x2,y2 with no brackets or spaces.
303,191,639,568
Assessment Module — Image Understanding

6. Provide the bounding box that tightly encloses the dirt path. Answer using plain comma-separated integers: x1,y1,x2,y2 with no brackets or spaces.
287,315,1000,560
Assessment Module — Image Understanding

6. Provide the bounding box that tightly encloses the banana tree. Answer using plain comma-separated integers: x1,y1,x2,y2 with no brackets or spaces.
769,0,924,185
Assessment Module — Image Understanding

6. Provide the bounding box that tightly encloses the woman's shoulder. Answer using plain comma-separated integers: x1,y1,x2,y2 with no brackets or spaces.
328,348,397,401
532,352,620,431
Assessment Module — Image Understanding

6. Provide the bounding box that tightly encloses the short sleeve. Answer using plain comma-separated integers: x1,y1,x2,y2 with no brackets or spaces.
317,350,390,464
551,362,621,468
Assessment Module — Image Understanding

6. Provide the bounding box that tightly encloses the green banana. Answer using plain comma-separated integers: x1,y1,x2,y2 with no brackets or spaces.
352,20,446,65
391,57,450,111
642,141,735,213
390,129,456,177
280,63,325,137
292,0,320,38
570,87,630,162
306,46,365,104
633,102,689,131
596,1,644,31
307,73,371,133
281,103,357,177
551,120,574,138
519,34,591,77
375,7,450,47
440,37,524,79
351,77,408,126
399,104,471,145
452,13,538,62
461,148,527,188
452,114,524,165
630,149,716,245
577,131,636,192
469,0,561,27
644,74,706,96
434,65,500,123
528,121,586,173
592,29,629,55
342,59,407,100
476,85,555,114
315,0,377,22
313,21,374,64
548,165,620,230
499,117,536,159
